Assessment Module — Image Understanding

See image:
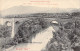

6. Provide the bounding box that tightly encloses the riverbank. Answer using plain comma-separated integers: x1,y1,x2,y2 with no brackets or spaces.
3,26,54,51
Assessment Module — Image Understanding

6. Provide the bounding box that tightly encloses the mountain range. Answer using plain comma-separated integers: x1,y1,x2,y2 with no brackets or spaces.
0,5,80,17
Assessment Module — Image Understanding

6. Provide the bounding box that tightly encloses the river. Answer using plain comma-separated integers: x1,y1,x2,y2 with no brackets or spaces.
5,26,55,51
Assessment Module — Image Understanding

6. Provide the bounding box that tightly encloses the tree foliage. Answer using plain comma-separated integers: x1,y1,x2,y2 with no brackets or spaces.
13,18,49,44
0,25,11,38
46,20,80,51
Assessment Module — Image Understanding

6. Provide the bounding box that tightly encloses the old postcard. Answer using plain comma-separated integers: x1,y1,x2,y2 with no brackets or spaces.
0,0,80,51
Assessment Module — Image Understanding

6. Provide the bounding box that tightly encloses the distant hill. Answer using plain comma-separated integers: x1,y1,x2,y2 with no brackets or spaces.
1,6,52,16
1,5,80,17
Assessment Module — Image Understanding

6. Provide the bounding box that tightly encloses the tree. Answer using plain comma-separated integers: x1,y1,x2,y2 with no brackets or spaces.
46,20,80,51
13,18,49,44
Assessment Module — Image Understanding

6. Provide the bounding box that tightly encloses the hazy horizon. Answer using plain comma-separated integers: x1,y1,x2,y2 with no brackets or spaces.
0,5,80,16
0,0,80,16
0,0,80,11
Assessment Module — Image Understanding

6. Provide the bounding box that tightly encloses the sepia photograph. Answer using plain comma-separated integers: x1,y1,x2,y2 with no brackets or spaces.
0,0,80,51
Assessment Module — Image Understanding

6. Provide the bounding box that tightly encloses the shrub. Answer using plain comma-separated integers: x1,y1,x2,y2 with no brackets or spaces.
46,20,80,51
0,24,12,49
0,25,11,38
64,22,74,29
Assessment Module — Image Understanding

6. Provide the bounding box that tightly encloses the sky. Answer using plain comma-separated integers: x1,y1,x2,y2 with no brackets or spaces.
0,0,80,11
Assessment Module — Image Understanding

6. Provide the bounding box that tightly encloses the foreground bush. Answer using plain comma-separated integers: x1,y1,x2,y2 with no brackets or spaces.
0,25,12,49
46,20,80,51
0,25,11,38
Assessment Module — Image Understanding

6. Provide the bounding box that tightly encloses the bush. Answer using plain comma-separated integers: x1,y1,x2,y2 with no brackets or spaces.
0,37,13,49
64,22,74,29
46,21,80,51
0,25,12,49
0,25,11,38
76,21,80,29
